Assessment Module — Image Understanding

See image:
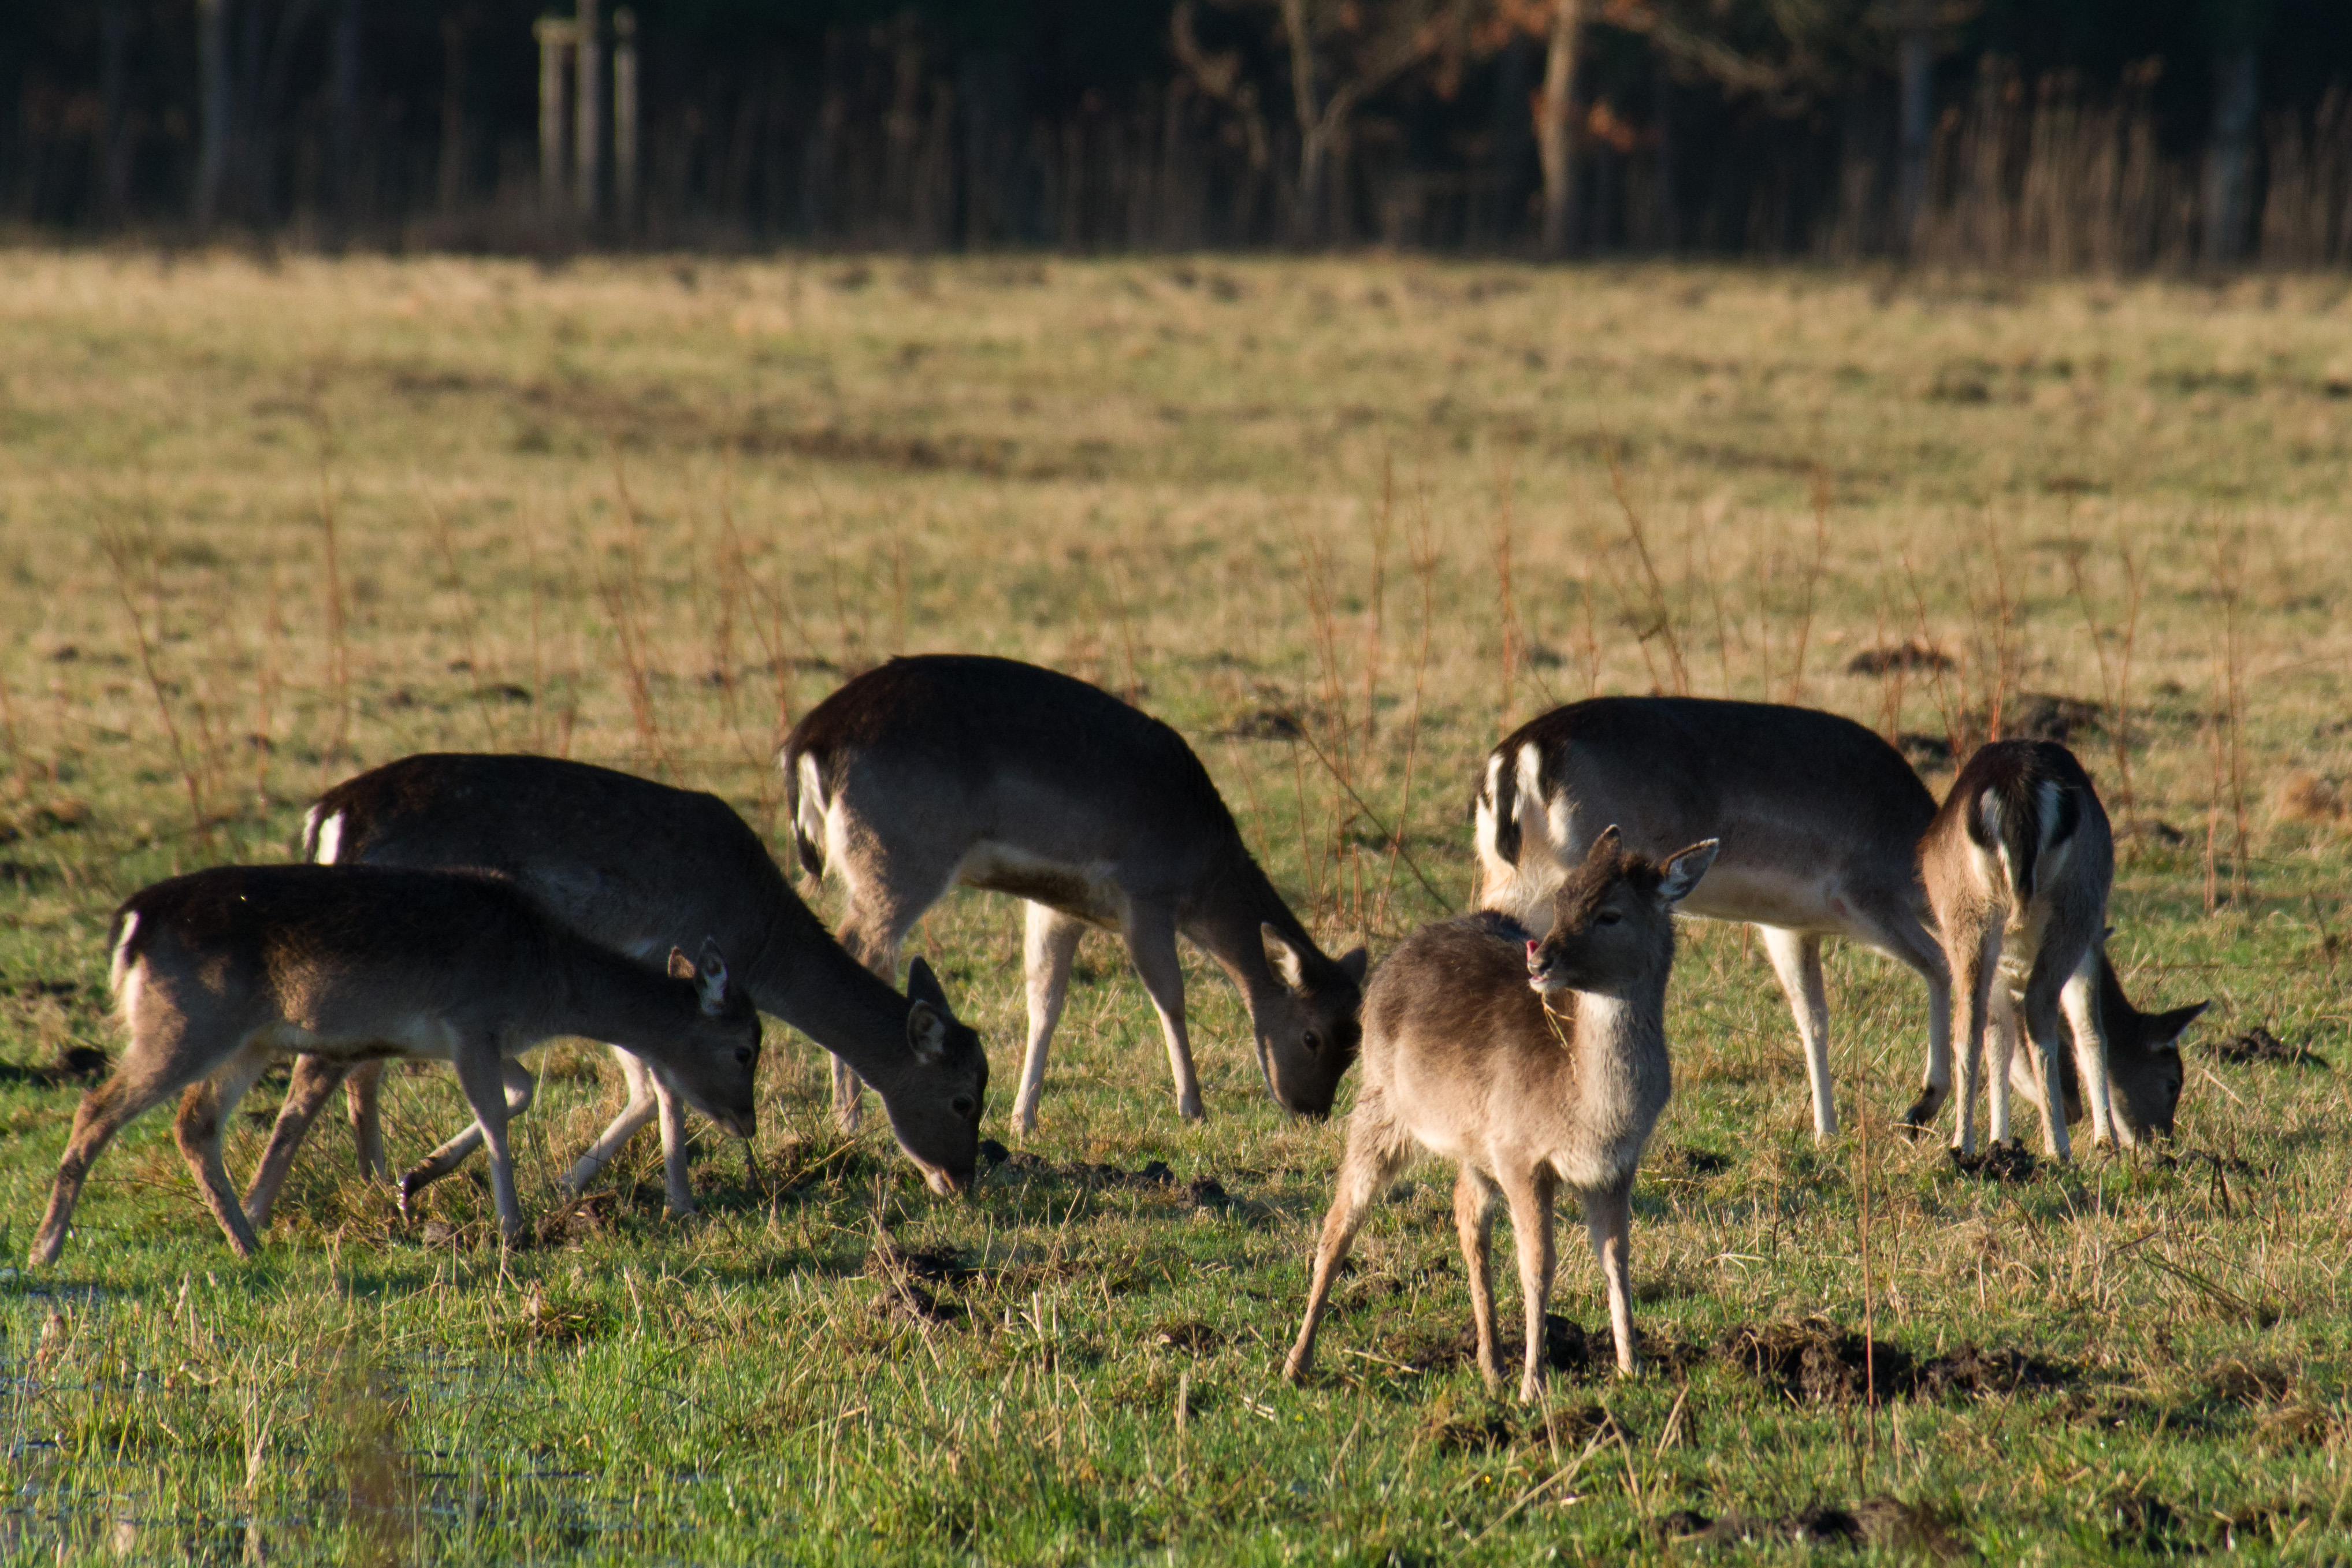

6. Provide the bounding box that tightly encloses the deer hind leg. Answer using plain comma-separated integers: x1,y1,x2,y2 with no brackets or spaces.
562,1046,663,1200
31,1053,211,1266
1454,1166,1504,1393
1284,1102,1410,1385
1760,927,1835,1142
400,1054,536,1221
1012,902,1087,1138
173,1043,276,1258
1947,925,2001,1155
1584,1172,1639,1377
1985,986,2022,1146
1121,902,1202,1124
2060,946,2119,1147
244,1053,353,1231
1500,1165,1560,1401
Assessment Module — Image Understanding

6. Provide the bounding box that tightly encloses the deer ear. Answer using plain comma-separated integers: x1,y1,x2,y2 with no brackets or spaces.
668,946,696,980
1337,946,1369,987
1656,839,1720,906
904,957,952,1062
1261,924,1308,990
1585,825,1624,865
905,956,949,1012
2151,1001,2209,1051
694,939,732,1014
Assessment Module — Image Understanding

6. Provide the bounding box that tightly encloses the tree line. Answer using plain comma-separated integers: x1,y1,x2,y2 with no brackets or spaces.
6,1,2350,267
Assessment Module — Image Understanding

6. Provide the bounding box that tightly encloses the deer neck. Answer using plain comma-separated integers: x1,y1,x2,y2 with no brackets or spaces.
542,933,701,1056
1187,850,1314,1012
1552,958,1673,1188
737,907,926,1091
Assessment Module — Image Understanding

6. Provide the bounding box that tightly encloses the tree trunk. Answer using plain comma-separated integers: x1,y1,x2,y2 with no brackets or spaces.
1537,0,1581,257
195,0,229,228
330,0,364,240
1280,0,1323,244
1897,0,1931,248
99,0,131,225
2204,45,2261,265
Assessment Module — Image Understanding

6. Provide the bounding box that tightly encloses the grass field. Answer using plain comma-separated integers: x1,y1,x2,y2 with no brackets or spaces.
2,248,2350,1564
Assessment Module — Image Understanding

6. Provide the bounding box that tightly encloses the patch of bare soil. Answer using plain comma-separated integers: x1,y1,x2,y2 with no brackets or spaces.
1716,1319,2074,1404
1845,641,1955,676
0,1043,110,1088
1662,1496,1965,1558
1418,1394,1629,1452
1153,1320,1219,1353
1949,1140,2042,1183
2210,1025,2327,1067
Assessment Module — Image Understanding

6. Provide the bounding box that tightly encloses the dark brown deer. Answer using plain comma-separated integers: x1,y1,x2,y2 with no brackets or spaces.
1917,740,2201,1157
29,864,760,1265
783,655,1366,1136
247,753,986,1228
1285,829,1718,1399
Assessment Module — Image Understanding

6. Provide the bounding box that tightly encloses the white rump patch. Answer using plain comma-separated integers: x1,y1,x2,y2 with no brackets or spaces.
794,755,828,861
310,808,344,865
109,912,140,993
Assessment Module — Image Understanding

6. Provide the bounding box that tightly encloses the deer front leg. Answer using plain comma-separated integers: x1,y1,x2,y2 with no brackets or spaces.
1013,903,1086,1138
245,1053,354,1231
1284,1103,1409,1385
1761,927,1836,1142
1121,903,1202,1124
449,1046,535,1242
1454,1166,1504,1394
655,1067,695,1217
1584,1173,1638,1377
1501,1166,1559,1400
2060,947,2118,1146
562,1046,660,1197
2022,967,2075,1162
406,1053,536,1226
173,1045,275,1259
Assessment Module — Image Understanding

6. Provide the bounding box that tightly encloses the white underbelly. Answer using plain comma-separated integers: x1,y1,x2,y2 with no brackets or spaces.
252,1016,458,1061
1674,860,1861,935
956,841,1131,927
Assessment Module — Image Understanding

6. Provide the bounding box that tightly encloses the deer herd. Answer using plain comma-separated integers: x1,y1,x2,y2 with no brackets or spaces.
28,653,2207,1399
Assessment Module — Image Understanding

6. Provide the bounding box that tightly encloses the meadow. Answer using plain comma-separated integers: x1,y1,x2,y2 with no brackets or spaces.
1,247,2349,1564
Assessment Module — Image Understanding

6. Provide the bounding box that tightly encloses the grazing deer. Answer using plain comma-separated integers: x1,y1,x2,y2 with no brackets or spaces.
1285,830,1718,1398
1917,740,2199,1157
247,753,986,1228
29,864,759,1265
783,655,1368,1136
1473,696,1949,1144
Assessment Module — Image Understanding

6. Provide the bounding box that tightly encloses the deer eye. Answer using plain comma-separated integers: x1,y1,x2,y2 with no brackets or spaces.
1594,910,1623,927
734,1048,755,1065
951,1096,977,1118
1303,1030,1324,1054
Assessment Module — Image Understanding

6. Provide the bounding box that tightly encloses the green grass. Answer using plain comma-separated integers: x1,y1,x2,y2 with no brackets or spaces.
2,250,2349,1563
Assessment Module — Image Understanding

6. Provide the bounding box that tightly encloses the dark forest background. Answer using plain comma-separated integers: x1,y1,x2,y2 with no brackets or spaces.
7,1,2352,267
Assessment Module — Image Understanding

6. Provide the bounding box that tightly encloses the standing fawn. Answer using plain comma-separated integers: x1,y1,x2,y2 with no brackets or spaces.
1285,829,1718,1398
1472,696,2197,1149
1918,740,2201,1157
29,864,760,1265
250,755,986,1227
783,655,1368,1136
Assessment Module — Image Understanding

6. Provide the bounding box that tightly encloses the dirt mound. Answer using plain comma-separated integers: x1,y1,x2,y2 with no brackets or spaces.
868,1241,975,1287
1420,1395,1628,1453
1911,1344,2072,1399
1662,1496,1963,1558
1718,1320,1912,1404
1153,1320,1219,1353
2210,1026,2327,1067
1846,641,1954,676
1380,1311,1598,1377
1949,1140,2041,1183
0,1042,111,1089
